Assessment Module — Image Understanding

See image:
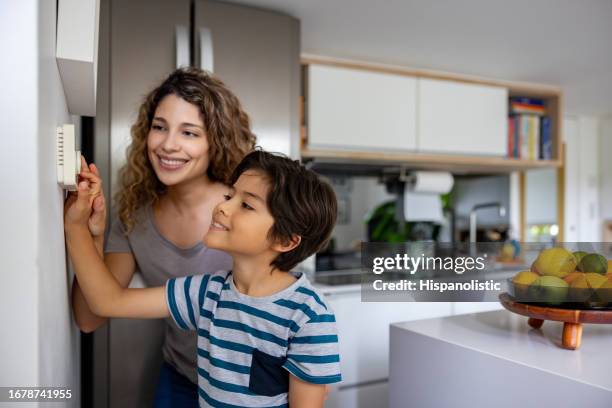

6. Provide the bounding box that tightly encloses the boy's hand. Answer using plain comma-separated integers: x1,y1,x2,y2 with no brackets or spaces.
64,158,102,232
82,157,107,238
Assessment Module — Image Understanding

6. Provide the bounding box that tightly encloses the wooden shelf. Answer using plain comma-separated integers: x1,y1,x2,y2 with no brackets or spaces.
300,54,564,175
301,147,561,175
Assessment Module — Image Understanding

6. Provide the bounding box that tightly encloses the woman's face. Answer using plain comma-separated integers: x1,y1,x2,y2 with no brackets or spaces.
147,94,211,187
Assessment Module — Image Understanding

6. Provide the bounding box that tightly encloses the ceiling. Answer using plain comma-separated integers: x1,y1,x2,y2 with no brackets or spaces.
228,0,612,116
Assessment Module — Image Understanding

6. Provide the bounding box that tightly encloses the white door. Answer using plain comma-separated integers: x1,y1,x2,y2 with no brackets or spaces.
564,117,600,242
564,118,580,242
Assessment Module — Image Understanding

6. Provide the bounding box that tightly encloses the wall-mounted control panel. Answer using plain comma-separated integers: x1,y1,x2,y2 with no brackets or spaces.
56,124,82,191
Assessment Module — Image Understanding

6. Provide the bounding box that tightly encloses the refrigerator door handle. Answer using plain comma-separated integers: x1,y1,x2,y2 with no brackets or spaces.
175,25,190,68
199,27,214,73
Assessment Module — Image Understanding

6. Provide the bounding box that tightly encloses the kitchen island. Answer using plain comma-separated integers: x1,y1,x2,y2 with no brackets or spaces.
389,310,612,408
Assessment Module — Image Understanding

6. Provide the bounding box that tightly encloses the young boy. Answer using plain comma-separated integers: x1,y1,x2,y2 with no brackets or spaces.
64,150,341,407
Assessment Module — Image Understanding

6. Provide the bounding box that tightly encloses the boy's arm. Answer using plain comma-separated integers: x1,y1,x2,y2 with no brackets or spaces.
66,225,169,319
93,235,104,258
283,302,341,407
288,375,326,408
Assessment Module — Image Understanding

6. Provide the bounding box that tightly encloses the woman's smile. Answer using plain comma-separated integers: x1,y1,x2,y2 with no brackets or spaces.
156,154,190,171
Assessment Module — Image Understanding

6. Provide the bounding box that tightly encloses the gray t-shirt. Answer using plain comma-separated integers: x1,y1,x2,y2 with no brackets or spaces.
105,203,232,384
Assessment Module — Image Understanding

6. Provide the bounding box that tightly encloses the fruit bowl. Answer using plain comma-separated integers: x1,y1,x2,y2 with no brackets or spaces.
502,247,612,349
508,247,612,309
499,292,612,350
507,278,612,309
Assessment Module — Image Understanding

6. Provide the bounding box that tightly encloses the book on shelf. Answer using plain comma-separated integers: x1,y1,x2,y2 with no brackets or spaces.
509,97,545,106
540,116,552,160
508,113,545,160
530,115,540,160
509,97,546,116
511,103,546,116
520,115,529,159
508,96,552,160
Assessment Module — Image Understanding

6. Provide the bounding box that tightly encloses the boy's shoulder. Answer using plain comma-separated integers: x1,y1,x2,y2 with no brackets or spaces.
209,269,232,280
203,269,232,290
284,273,334,318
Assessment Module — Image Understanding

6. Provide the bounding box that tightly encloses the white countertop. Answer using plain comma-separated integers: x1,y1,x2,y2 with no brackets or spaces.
392,310,612,392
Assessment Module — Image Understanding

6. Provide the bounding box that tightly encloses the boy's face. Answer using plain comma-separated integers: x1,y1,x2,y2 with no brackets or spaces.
204,169,277,257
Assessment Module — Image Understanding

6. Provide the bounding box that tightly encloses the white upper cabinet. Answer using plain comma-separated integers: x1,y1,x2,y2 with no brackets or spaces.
307,65,417,151
417,78,508,156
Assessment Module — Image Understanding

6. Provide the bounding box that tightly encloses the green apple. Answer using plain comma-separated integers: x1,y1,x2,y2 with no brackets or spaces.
527,275,569,305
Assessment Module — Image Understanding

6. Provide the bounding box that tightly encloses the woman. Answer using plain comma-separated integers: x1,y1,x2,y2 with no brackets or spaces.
69,67,256,406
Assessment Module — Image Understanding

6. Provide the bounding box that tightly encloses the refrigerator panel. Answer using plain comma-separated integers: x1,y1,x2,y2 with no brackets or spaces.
107,0,191,407
97,1,300,406
195,0,301,157
110,0,191,195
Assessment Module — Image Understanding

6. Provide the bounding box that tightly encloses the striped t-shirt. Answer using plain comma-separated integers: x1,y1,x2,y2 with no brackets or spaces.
166,270,342,407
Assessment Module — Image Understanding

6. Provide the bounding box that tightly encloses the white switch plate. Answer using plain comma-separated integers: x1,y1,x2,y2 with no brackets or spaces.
56,124,82,191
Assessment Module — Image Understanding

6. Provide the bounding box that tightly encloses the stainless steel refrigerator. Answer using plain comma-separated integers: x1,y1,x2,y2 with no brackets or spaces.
92,1,300,406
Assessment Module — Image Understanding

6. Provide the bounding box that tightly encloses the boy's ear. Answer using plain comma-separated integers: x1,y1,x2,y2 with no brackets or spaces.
271,234,301,253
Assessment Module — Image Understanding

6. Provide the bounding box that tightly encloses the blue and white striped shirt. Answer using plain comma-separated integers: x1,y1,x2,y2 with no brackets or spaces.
166,270,342,407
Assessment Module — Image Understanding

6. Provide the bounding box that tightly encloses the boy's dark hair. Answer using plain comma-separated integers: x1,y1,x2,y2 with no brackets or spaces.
229,150,337,272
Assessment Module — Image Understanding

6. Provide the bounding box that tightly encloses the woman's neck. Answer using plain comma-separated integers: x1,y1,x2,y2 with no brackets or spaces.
162,175,221,214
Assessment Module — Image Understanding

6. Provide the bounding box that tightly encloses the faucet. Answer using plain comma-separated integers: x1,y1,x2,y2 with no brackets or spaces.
469,202,506,243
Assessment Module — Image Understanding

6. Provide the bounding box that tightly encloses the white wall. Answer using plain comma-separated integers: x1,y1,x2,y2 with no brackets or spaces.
37,0,81,400
0,0,40,389
0,0,80,403
598,117,612,226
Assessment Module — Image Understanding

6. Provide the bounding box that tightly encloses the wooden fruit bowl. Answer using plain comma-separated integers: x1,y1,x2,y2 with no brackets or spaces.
499,292,612,350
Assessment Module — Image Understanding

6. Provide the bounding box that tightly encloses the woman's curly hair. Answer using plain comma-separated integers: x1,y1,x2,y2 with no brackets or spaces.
115,67,256,232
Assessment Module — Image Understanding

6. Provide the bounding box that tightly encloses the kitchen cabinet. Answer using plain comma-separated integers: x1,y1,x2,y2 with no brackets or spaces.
320,278,518,408
302,56,562,174
324,288,452,408
417,78,508,156
307,64,417,151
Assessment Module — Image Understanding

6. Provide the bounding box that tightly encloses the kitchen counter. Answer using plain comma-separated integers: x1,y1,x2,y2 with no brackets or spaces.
389,310,612,408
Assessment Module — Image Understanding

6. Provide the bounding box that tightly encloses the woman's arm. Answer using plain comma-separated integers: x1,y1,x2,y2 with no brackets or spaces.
66,225,169,319
71,252,136,332
64,171,168,320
